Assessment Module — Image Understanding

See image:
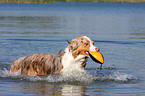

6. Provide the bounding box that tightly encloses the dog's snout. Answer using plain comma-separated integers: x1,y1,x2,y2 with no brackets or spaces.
95,48,100,52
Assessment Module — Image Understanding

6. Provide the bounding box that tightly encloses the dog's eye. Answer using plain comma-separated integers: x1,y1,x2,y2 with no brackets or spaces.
85,43,89,46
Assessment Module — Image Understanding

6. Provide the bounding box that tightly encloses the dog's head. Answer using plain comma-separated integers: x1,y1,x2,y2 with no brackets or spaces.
67,36,100,59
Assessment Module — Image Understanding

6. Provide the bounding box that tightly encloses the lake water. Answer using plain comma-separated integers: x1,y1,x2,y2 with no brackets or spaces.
0,2,145,96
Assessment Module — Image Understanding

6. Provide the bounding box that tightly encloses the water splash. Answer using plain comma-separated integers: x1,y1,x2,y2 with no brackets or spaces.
26,70,94,84
0,67,137,84
89,69,136,82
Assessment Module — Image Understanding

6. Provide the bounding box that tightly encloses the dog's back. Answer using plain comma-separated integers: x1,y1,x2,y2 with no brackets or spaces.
10,53,64,76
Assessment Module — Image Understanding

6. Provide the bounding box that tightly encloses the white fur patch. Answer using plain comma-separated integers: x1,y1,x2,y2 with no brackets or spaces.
83,36,97,52
61,48,86,73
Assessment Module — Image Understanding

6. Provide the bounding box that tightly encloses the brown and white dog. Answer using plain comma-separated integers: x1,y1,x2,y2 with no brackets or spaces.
10,36,100,76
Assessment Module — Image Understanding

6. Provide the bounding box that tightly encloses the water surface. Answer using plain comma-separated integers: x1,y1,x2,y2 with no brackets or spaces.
0,3,145,96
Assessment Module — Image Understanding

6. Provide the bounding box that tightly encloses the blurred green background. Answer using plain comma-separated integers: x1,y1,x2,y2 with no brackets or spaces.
1,0,145,3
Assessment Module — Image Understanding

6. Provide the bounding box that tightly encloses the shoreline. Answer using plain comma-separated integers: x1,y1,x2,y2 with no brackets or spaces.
0,0,145,4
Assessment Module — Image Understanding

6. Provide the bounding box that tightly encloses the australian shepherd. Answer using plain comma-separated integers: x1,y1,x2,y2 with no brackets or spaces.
10,36,100,76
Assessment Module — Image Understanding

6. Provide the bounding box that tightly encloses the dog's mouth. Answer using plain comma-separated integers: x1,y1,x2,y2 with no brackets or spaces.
84,51,90,57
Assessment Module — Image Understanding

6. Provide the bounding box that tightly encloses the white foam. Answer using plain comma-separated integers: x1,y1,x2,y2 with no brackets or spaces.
0,68,10,77
0,68,137,83
89,69,137,82
109,72,135,81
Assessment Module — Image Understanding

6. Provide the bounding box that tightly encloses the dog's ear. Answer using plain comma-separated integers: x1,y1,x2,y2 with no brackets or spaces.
58,49,62,55
66,40,71,44
58,49,65,57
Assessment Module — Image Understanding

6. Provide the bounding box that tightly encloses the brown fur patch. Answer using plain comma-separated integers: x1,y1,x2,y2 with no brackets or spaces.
10,53,64,76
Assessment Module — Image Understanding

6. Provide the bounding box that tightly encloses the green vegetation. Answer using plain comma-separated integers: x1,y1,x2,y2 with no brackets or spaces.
0,0,145,3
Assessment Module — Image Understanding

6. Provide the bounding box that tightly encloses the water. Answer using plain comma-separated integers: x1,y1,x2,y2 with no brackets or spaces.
0,2,145,96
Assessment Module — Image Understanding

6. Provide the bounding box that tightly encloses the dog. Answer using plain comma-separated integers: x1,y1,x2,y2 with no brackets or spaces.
10,36,100,76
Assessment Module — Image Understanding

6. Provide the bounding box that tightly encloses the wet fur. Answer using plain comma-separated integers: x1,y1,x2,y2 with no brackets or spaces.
10,53,64,76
